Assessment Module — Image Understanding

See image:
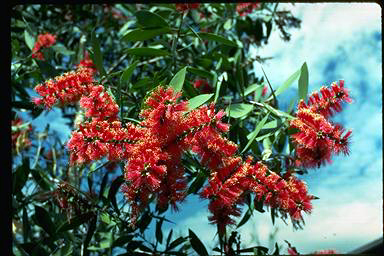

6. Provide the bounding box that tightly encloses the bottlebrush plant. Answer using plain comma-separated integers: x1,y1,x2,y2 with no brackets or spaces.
12,3,352,256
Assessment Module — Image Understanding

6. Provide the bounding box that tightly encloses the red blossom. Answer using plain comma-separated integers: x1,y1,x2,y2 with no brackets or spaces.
193,79,212,93
175,3,200,12
236,2,261,16
32,33,56,60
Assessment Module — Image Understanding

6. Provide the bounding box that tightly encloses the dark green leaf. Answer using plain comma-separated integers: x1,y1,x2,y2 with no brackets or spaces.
198,32,238,47
187,67,214,80
226,103,253,119
99,171,109,199
189,229,209,256
237,208,252,228
120,61,139,86
188,93,213,110
22,207,29,242
271,207,276,225
167,236,187,251
30,168,51,191
108,175,124,214
135,10,169,28
298,62,309,101
156,218,164,244
125,47,170,57
187,170,207,195
91,31,106,77
24,29,34,50
241,114,269,154
166,229,173,249
83,216,97,255
273,242,280,255
57,212,94,232
12,157,30,195
52,243,73,256
112,234,134,247
214,72,227,103
34,205,56,236
169,66,187,93
123,27,171,42
138,211,152,233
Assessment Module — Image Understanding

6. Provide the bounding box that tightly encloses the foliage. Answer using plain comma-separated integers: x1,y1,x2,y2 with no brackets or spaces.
11,3,351,256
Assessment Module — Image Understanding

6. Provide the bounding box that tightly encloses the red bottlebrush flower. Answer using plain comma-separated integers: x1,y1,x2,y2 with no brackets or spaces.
32,33,56,60
193,79,212,93
77,52,97,75
79,85,119,120
290,81,352,168
33,68,94,109
236,2,261,16
175,3,200,12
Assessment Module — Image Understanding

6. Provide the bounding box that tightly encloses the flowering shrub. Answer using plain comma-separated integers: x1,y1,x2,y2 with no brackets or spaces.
11,3,353,256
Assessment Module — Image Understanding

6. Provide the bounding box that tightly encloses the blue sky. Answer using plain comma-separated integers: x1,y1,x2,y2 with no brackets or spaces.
19,3,382,254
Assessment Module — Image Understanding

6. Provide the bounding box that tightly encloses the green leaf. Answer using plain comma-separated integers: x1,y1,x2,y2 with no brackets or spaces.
167,237,187,251
112,234,134,247
24,30,35,50
189,229,209,256
187,170,207,195
188,93,214,110
123,27,171,42
237,208,252,228
298,62,309,101
187,67,214,80
169,66,187,93
100,212,113,225
30,168,51,191
214,72,227,103
244,83,263,97
226,103,253,119
136,10,169,28
120,61,139,85
198,32,238,47
273,68,301,99
12,157,30,195
138,211,152,233
108,175,124,214
22,207,30,242
52,44,75,55
34,205,56,236
91,31,106,77
83,216,97,255
125,47,170,57
52,243,73,256
57,213,94,232
99,171,109,199
241,113,269,154
156,218,164,244
166,229,173,249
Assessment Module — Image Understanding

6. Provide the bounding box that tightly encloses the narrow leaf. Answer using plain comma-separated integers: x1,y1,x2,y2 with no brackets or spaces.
226,103,253,119
108,175,124,214
125,47,170,57
123,27,171,42
156,218,164,244
24,30,34,50
198,32,238,47
91,31,106,77
189,229,209,256
135,10,169,28
244,83,263,97
34,205,55,236
237,208,252,228
169,66,187,93
241,113,269,154
188,93,214,110
274,68,301,98
298,62,309,101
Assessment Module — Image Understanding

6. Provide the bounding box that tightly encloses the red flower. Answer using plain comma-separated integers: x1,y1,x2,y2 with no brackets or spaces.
32,33,56,60
175,3,200,12
193,79,212,93
261,85,268,96
236,2,261,16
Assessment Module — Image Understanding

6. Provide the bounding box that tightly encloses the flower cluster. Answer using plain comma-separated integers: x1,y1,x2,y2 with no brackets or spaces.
32,33,56,60
34,60,317,231
236,2,261,16
33,59,95,108
290,80,352,168
286,241,338,255
175,3,200,12
11,117,32,153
